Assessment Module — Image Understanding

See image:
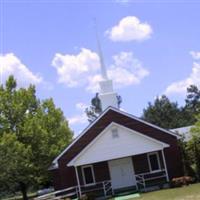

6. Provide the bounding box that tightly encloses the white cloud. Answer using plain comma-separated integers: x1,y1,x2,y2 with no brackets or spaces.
165,52,200,95
52,48,100,87
0,53,42,87
111,52,149,85
52,48,149,93
190,51,200,60
68,102,88,126
105,16,152,42
86,74,103,93
65,51,149,127
68,114,88,126
87,52,149,92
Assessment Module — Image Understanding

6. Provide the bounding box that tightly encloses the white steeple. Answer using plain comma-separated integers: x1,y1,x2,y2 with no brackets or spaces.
94,22,118,110
96,29,108,81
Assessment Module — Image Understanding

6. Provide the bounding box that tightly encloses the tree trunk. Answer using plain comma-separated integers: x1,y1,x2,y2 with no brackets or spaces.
20,182,28,200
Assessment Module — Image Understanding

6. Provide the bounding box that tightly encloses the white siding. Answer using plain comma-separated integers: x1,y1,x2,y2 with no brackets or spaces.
68,123,169,166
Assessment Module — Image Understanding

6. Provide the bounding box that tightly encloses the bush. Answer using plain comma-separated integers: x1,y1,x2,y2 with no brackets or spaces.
171,176,194,187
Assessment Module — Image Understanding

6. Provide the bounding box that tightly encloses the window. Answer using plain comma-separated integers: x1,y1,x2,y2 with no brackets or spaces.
112,128,119,139
148,152,161,172
82,165,95,186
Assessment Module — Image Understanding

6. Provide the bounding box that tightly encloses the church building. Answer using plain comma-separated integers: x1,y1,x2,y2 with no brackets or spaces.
49,44,183,199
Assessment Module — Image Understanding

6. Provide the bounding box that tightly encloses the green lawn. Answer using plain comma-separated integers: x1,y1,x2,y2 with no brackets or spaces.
3,184,200,200
1,192,36,200
134,183,200,200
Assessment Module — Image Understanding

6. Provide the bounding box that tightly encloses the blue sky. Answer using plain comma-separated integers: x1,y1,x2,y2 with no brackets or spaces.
1,0,200,135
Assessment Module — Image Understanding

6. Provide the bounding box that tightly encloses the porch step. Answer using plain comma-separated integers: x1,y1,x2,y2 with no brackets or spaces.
114,191,138,197
114,186,137,197
114,193,140,200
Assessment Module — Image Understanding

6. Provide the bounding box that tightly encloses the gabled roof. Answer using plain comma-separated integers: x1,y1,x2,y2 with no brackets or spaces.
68,122,169,167
51,106,180,169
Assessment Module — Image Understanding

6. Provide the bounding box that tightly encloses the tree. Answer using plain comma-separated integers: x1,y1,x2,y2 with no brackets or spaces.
189,114,200,180
142,85,200,129
178,135,195,177
85,93,122,123
184,85,200,124
142,95,185,129
85,93,102,123
0,133,33,200
0,76,73,200
142,86,200,180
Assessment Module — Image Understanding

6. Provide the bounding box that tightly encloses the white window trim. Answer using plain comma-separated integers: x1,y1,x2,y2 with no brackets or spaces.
81,165,96,186
147,152,161,173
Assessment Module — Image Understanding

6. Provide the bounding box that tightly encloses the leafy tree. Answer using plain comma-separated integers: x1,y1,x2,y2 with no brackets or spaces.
184,85,200,124
0,133,32,199
85,93,102,123
0,76,73,200
189,114,200,180
142,85,200,180
185,85,200,112
142,95,184,129
178,136,195,177
85,93,122,123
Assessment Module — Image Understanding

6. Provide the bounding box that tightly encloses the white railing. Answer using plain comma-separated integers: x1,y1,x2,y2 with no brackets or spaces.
135,174,146,191
103,180,113,197
35,170,167,200
35,180,113,200
34,186,78,200
135,169,167,191
80,180,112,197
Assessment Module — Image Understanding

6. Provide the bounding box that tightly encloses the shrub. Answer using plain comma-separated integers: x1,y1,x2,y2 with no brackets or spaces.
171,176,194,187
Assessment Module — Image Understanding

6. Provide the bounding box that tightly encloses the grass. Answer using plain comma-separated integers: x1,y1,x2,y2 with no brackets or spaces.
3,183,200,200
134,183,200,200
1,192,36,200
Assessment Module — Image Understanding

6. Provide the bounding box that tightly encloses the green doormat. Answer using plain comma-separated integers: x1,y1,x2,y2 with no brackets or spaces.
114,193,140,200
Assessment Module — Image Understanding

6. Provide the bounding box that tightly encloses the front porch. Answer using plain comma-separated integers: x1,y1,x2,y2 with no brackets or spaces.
65,123,170,198
74,150,169,198
41,123,173,200
36,151,169,200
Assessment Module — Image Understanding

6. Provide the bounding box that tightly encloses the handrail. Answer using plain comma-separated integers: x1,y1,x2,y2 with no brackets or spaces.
103,180,112,197
135,174,146,191
144,174,167,182
135,169,167,191
35,180,113,200
136,169,166,176
35,186,78,200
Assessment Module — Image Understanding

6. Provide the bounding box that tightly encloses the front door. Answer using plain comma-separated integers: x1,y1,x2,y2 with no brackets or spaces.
108,157,136,189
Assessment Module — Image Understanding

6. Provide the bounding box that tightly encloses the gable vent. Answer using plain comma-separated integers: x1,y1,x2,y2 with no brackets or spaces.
112,128,119,138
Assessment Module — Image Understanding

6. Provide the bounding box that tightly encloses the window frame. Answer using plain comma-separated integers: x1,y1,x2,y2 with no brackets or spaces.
147,152,161,173
81,165,96,186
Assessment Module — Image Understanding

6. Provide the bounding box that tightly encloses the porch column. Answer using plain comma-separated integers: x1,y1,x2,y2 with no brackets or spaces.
161,149,169,182
75,166,82,197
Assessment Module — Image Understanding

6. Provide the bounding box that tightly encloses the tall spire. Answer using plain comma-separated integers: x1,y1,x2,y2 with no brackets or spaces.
94,19,108,80
93,19,119,111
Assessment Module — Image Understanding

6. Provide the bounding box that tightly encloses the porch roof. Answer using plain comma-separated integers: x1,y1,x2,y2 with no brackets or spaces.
68,122,169,167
